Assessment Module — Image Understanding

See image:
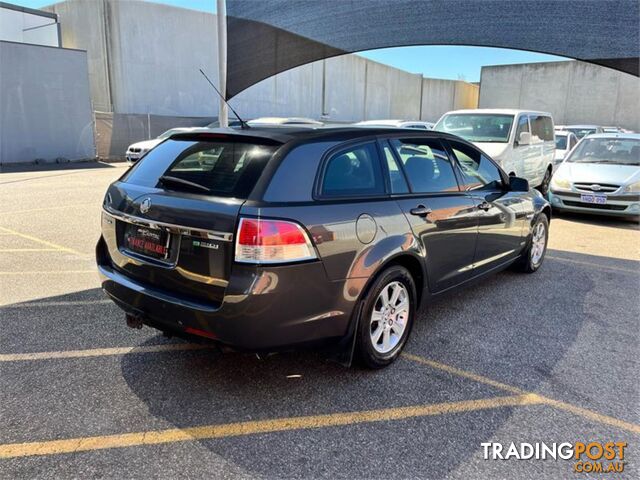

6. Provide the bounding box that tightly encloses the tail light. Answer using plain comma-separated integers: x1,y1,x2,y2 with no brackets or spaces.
235,217,316,264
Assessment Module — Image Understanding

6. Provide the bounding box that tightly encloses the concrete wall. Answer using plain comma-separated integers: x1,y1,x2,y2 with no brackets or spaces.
46,0,478,124
480,61,640,131
421,78,480,122
46,0,112,112
0,41,94,164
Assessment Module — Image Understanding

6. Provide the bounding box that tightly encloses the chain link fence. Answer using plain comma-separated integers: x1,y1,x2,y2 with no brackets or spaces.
94,112,215,161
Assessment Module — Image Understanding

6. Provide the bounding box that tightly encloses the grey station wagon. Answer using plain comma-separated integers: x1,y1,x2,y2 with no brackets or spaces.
97,127,550,368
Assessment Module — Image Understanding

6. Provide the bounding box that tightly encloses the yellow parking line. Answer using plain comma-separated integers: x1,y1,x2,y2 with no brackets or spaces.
0,394,541,459
0,270,96,275
0,343,215,362
0,204,88,215
546,255,638,274
0,248,63,253
2,299,111,308
0,226,87,256
402,353,640,434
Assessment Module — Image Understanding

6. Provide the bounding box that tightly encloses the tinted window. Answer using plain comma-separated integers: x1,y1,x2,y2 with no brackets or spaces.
555,136,567,150
515,115,530,146
390,138,459,193
530,115,554,141
123,139,276,198
383,144,409,194
449,141,503,191
321,142,384,197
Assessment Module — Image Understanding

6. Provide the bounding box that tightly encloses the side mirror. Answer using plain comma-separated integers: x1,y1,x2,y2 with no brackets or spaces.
517,131,532,146
509,176,529,192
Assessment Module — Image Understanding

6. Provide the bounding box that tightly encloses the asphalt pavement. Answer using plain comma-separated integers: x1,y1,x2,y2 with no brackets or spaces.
1,162,638,479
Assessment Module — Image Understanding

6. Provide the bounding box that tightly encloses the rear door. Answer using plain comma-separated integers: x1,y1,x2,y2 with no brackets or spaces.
446,139,530,276
100,134,279,305
386,136,478,293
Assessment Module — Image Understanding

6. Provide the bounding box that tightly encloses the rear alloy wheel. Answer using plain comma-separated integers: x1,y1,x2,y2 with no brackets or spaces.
538,168,552,196
515,214,549,273
355,266,416,368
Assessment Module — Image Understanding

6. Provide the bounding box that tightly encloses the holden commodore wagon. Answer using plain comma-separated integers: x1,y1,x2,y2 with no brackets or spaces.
97,127,550,368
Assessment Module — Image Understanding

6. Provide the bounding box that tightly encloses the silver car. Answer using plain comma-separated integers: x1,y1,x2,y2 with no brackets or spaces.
548,133,640,218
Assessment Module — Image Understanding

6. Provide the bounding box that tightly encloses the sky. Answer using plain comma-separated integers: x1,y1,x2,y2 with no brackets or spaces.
15,0,568,82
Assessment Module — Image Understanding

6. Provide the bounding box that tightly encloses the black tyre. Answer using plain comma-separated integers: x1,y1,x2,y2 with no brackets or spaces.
515,214,549,273
538,167,552,196
355,265,416,368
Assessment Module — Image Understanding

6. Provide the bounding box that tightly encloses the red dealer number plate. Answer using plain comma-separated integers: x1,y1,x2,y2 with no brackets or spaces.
124,224,170,260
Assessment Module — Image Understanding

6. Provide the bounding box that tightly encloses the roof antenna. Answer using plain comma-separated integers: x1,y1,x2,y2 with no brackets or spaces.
199,68,250,129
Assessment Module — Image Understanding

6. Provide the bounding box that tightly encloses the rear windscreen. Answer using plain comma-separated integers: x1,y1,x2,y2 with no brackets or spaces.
122,139,278,198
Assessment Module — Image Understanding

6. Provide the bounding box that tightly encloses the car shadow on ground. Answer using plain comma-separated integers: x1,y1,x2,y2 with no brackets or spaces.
114,249,640,477
0,160,120,175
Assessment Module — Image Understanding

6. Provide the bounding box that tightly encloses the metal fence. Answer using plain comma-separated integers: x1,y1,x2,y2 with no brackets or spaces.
94,112,215,160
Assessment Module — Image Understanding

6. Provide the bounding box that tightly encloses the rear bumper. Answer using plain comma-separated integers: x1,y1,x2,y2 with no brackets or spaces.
97,241,355,350
548,190,640,218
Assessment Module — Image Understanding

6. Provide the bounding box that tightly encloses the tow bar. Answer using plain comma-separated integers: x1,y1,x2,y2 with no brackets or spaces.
125,313,144,329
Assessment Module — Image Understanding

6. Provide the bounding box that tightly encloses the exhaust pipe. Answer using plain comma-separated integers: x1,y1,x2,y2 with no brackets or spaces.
125,313,144,329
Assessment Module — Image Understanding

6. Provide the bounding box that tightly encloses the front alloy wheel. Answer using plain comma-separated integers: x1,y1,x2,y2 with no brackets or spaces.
515,214,549,273
539,168,552,196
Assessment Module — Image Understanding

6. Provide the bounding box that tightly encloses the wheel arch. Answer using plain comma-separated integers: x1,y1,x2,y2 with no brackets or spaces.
358,252,426,310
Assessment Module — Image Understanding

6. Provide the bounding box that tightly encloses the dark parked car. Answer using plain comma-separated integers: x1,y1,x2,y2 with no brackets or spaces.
97,127,550,368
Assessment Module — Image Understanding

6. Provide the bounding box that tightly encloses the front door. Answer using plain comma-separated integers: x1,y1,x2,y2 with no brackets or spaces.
513,114,539,182
446,139,530,277
384,137,478,293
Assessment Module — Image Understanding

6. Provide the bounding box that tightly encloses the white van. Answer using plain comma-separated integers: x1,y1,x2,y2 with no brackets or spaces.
434,109,556,193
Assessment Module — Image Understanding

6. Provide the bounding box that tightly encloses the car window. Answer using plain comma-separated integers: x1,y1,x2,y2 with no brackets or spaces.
321,142,385,197
390,138,459,193
566,137,640,165
448,140,503,191
555,136,567,150
569,135,577,149
435,114,514,143
515,115,530,146
530,116,554,142
123,140,277,198
383,144,409,194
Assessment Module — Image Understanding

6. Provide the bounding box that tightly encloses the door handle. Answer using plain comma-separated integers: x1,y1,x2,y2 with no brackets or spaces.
410,205,432,217
477,202,492,211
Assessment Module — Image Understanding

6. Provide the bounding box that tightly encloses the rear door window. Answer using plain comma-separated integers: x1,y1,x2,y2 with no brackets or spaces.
320,142,385,197
382,144,409,194
389,138,460,193
123,139,278,198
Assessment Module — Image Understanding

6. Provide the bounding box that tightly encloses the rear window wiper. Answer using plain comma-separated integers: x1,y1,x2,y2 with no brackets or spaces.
158,175,211,193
